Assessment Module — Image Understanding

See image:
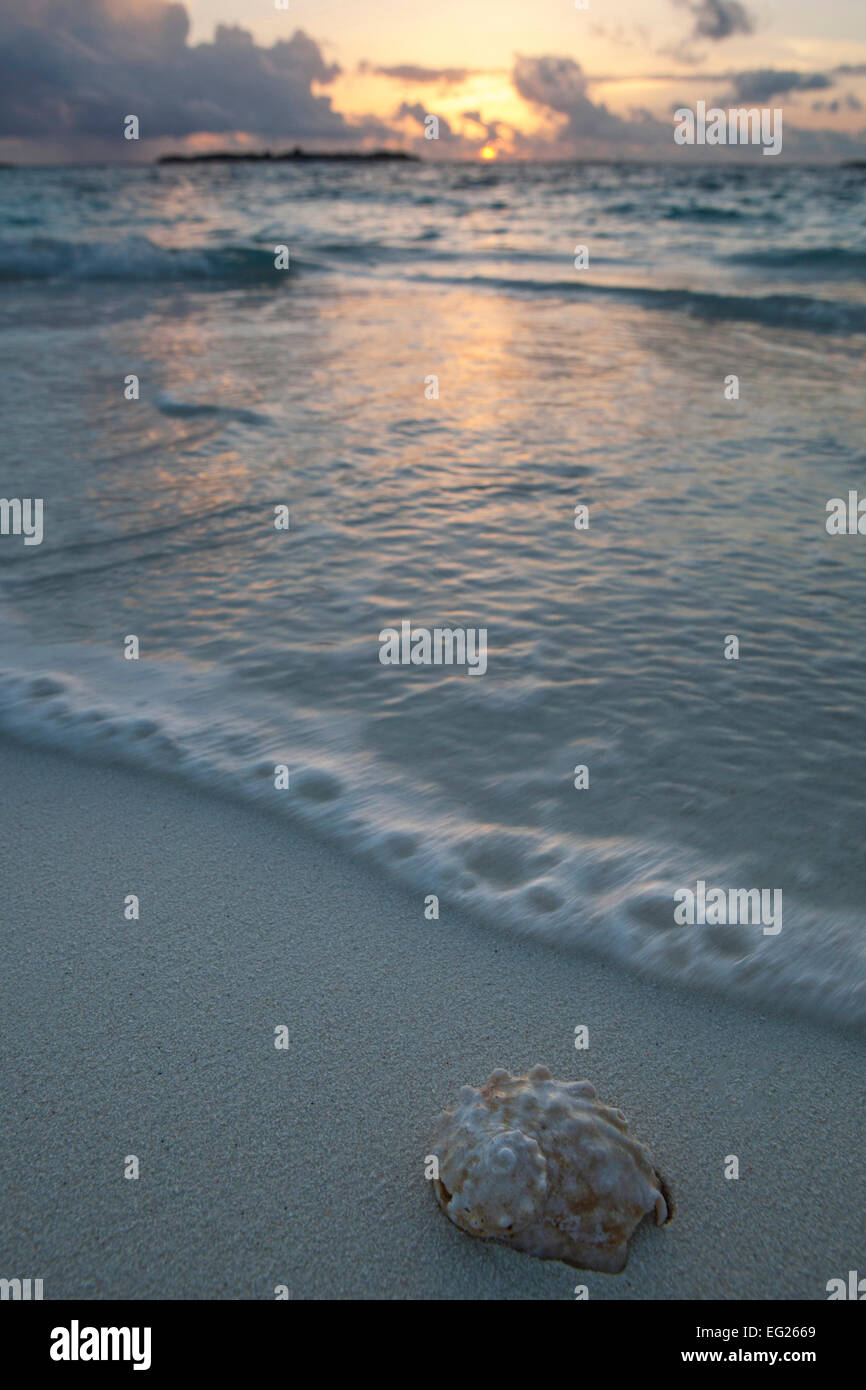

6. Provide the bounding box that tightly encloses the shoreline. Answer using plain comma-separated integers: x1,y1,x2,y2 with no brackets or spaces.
1,736,863,1299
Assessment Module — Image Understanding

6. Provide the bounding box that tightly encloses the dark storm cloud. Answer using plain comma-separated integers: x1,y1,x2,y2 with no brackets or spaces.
394,102,459,142
674,0,755,42
727,69,833,103
511,52,866,160
512,54,661,146
361,63,473,85
0,0,370,141
461,111,503,143
813,93,863,113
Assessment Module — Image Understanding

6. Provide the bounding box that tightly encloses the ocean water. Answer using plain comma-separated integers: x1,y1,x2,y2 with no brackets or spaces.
1,160,865,1029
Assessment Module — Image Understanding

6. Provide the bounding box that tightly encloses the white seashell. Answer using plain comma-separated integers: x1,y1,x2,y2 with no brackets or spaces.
431,1065,672,1273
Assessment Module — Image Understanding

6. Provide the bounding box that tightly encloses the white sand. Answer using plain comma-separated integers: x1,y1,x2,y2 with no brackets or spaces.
1,737,863,1300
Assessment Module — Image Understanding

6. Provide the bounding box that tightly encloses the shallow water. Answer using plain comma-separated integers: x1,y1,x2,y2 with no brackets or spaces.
1,160,865,1028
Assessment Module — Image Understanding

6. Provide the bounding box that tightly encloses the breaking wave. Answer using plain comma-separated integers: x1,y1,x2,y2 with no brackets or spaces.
0,623,863,1035
0,235,296,282
407,271,866,334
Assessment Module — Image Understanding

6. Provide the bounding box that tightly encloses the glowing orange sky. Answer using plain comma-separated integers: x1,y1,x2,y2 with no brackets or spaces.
184,0,866,149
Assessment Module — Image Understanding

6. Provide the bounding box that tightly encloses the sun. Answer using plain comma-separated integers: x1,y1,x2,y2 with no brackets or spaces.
479,144,498,160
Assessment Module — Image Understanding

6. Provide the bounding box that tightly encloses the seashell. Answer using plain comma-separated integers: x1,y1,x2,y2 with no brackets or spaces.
430,1064,672,1273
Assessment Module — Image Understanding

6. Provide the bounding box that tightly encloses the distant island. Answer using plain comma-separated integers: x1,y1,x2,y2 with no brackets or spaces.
157,147,420,165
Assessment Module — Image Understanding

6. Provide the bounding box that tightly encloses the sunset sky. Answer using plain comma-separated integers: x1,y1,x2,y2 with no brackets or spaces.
1,0,865,161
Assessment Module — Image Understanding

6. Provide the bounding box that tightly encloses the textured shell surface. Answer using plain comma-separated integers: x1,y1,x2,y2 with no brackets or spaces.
431,1064,671,1273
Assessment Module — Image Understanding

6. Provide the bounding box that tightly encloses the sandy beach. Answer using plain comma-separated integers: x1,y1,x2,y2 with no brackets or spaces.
1,736,863,1301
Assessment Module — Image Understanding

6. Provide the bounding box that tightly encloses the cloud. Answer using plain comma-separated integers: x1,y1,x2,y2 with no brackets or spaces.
461,110,503,144
0,1,862,164
512,54,657,145
511,52,866,159
391,101,511,155
0,0,376,147
589,22,651,50
727,69,833,103
394,101,458,141
813,93,863,113
674,0,755,42
361,63,472,85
